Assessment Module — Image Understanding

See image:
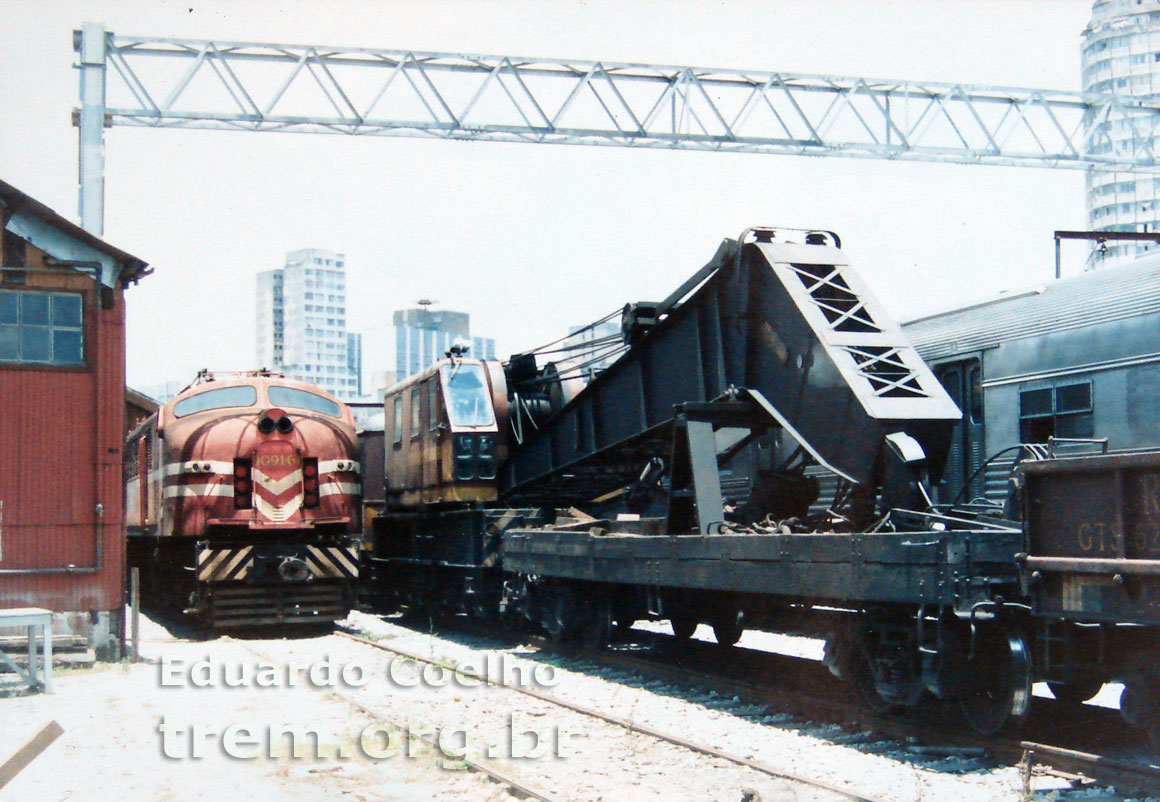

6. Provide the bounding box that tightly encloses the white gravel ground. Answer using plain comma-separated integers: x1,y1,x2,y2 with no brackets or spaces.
0,610,1155,802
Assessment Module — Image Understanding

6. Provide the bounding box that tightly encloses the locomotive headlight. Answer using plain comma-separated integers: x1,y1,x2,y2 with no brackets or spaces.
478,435,495,453
453,435,475,454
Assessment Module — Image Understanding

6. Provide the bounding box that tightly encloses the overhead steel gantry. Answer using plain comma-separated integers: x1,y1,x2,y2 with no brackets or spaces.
75,23,1160,235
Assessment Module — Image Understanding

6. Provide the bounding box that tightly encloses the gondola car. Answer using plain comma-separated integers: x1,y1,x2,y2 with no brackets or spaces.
125,370,361,627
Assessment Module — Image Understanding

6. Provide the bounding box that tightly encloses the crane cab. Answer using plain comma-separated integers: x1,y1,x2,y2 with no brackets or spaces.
383,358,509,508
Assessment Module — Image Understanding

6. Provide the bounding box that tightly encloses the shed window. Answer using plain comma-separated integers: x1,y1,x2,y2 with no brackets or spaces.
1019,381,1094,443
0,290,84,366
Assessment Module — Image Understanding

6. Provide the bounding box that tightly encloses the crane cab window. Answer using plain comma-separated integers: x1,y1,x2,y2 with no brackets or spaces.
410,388,422,438
428,380,440,431
441,364,495,427
392,395,403,445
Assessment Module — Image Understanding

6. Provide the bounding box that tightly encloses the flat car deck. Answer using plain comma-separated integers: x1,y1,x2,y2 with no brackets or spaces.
501,526,1021,612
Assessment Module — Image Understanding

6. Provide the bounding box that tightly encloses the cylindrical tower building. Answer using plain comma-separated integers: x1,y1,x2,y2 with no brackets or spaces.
1083,0,1160,267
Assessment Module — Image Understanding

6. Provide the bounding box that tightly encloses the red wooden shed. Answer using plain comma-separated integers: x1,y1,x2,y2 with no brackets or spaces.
0,179,150,658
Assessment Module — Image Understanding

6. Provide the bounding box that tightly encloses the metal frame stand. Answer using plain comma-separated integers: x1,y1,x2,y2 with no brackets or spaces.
0,608,53,693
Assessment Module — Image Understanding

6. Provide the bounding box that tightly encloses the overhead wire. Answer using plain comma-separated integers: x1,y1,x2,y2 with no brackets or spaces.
518,307,622,356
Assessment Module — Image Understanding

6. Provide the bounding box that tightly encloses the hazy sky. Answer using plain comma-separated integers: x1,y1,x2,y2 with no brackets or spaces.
0,0,1095,390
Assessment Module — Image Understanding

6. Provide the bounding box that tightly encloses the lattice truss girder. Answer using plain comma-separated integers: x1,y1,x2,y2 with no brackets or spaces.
83,32,1160,172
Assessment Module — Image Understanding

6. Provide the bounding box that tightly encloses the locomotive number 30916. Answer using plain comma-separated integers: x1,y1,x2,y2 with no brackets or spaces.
255,454,301,469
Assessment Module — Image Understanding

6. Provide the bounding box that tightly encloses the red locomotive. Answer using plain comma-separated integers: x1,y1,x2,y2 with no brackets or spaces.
125,371,361,627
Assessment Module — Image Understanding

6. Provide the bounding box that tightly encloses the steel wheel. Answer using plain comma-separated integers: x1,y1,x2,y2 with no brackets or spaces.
711,609,744,647
670,614,698,640
959,624,1032,735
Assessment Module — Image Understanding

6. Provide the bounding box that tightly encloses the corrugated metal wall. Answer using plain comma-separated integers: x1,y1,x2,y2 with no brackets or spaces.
0,273,126,613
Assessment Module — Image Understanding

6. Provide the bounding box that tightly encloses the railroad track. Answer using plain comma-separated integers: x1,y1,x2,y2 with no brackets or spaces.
331,628,891,802
341,614,1160,798
532,629,1160,798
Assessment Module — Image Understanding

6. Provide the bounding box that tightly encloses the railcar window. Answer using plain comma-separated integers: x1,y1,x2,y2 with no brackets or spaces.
968,366,983,424
173,386,257,417
1018,382,1094,442
268,385,342,417
1020,388,1053,418
1055,383,1092,414
441,364,495,427
429,380,440,430
410,388,421,437
0,290,84,366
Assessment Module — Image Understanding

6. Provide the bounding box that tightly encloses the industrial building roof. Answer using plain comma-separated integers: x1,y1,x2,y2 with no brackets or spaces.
0,178,151,285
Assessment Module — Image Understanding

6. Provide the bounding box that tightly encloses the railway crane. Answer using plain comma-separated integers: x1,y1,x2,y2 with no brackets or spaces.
363,227,1080,735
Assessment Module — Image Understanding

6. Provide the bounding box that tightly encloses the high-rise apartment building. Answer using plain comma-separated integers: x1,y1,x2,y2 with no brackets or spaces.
393,304,496,380
255,248,363,400
1083,0,1160,266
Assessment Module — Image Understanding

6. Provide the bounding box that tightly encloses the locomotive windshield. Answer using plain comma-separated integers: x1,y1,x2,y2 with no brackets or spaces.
173,385,257,417
441,364,495,427
268,385,342,418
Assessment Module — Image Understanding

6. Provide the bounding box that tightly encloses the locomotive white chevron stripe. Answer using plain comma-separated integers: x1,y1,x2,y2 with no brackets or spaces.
253,492,302,523
197,546,254,581
252,467,304,495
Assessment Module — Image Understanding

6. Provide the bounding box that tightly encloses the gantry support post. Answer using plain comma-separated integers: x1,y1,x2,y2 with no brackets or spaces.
76,22,107,236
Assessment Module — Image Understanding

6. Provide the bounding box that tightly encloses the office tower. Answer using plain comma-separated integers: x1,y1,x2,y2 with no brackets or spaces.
393,302,496,380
